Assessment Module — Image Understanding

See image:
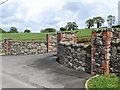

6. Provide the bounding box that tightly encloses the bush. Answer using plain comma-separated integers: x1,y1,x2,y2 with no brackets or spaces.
41,28,56,33
112,25,120,28
60,27,67,31
24,29,31,33
9,27,19,33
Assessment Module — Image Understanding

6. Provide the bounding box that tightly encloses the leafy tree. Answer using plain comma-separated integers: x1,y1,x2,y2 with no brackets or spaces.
60,27,67,31
107,15,115,28
65,22,78,30
0,28,6,33
9,27,18,33
24,29,31,33
41,28,56,33
93,17,105,28
85,19,94,29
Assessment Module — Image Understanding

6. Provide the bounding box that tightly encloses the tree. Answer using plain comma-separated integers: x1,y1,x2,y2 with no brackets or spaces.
93,17,105,28
85,19,94,29
65,22,78,30
0,28,6,33
107,15,115,28
24,29,31,33
60,27,67,31
41,28,56,33
9,27,18,33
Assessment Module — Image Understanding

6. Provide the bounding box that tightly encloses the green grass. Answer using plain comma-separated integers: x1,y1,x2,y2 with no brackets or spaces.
88,74,120,89
76,28,93,36
0,52,5,54
0,32,57,40
0,28,94,40
61,28,93,36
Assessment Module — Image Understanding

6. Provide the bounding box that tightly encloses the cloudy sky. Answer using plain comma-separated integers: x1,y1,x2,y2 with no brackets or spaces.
0,0,119,32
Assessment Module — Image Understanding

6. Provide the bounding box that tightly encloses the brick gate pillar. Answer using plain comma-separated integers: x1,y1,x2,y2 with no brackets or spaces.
91,31,96,75
46,34,51,52
4,39,12,55
5,39,9,55
57,32,63,52
104,31,112,75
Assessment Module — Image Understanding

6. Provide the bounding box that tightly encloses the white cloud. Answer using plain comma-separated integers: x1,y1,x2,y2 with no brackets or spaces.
1,0,120,32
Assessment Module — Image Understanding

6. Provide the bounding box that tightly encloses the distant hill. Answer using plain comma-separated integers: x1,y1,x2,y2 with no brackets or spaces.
0,28,7,33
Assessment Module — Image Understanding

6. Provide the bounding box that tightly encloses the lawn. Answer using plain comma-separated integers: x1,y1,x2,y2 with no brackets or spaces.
88,74,120,89
0,28,94,40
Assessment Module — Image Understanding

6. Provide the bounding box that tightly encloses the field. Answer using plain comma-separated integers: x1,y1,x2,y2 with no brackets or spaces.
0,32,57,40
0,29,94,40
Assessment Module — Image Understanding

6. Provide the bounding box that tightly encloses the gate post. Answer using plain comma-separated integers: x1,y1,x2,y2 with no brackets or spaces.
57,32,63,52
5,39,9,55
104,31,111,75
46,34,51,52
91,31,96,75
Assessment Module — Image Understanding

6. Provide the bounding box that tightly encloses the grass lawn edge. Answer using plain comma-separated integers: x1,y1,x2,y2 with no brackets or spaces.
85,75,99,89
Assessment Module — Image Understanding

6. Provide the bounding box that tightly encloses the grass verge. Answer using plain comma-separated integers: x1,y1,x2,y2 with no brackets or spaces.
88,74,120,89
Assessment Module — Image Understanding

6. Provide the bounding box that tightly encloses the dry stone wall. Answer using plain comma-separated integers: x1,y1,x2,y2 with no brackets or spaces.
2,34,58,55
57,32,77,53
0,41,5,53
110,29,120,76
57,29,120,76
57,32,77,45
58,43,91,73
57,32,91,73
8,41,47,55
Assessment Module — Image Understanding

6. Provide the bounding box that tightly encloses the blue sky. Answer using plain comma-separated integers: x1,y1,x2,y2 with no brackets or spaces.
0,0,119,32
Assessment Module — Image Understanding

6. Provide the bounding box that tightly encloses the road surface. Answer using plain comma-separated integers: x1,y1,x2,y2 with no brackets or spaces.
1,72,36,88
1,52,92,88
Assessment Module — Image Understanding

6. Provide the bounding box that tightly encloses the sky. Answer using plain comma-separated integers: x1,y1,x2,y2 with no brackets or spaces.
0,0,120,32
119,1,120,25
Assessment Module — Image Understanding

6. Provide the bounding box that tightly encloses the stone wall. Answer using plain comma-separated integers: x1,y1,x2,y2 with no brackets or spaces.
91,28,120,76
57,29,120,76
1,30,119,76
110,29,120,76
8,41,47,55
58,43,91,73
57,32,77,45
57,32,91,73
2,34,57,55
57,32,77,53
0,41,5,53
2,33,77,55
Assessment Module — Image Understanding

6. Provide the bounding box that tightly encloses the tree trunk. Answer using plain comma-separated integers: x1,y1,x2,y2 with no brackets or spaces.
97,23,99,28
88,25,90,29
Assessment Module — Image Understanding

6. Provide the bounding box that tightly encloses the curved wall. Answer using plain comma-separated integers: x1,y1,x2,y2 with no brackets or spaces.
58,43,91,73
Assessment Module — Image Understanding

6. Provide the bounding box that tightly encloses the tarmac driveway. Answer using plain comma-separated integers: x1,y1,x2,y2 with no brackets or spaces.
2,52,92,88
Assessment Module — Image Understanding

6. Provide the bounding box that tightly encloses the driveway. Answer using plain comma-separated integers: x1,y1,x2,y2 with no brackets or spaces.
2,52,92,88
